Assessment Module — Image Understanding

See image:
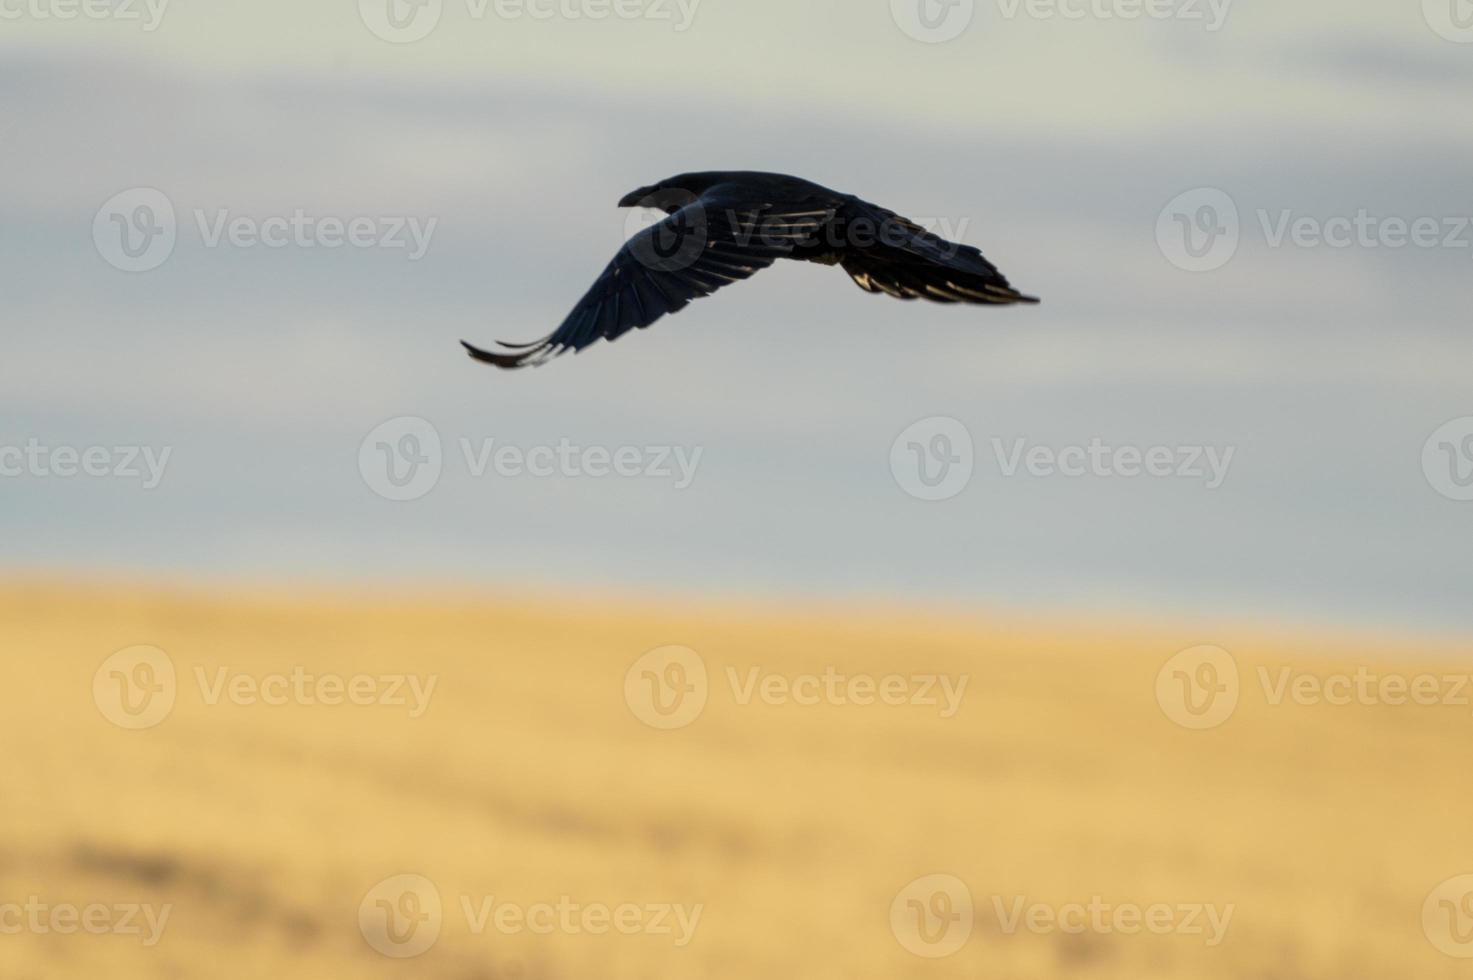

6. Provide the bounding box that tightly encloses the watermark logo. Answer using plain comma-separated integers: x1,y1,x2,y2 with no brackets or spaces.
625,646,709,730
891,0,976,42
361,875,701,952
359,0,443,42
624,203,974,273
1156,645,1239,730
358,418,704,501
891,417,974,501
93,646,177,730
96,649,437,726
360,417,444,502
623,189,707,273
1424,0,1473,41
1424,875,1473,957
1423,417,1473,502
626,649,968,730
95,188,436,271
892,875,1233,955
1166,657,1473,721
361,874,443,958
361,0,700,42
1162,192,1473,271
892,422,1233,498
94,188,176,273
1157,187,1240,272
890,874,973,958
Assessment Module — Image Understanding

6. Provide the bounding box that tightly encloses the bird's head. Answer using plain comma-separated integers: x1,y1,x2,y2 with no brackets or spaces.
617,172,727,213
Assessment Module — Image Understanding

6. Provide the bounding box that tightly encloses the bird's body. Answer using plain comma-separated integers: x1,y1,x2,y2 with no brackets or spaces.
464,171,1038,369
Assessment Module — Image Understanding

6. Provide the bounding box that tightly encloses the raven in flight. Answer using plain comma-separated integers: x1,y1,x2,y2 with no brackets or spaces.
463,171,1038,369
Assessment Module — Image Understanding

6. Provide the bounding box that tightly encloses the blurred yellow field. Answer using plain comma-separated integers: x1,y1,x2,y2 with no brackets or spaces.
2,581,1472,979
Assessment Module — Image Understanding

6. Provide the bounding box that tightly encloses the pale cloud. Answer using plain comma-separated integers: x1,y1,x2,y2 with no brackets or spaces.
2,22,1470,630
1,0,1468,139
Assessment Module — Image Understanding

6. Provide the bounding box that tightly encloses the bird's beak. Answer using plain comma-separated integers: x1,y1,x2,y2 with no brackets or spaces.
618,186,655,208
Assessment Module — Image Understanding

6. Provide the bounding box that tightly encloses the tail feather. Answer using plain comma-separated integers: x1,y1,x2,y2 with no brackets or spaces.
841,256,1039,306
834,198,1039,306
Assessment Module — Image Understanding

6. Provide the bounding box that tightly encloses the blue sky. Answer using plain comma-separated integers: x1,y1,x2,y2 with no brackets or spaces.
2,0,1472,631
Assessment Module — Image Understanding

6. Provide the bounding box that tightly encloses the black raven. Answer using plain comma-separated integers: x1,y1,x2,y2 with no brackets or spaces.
463,171,1039,369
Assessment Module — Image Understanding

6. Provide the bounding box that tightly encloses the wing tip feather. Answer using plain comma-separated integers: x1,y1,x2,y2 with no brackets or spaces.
462,339,553,370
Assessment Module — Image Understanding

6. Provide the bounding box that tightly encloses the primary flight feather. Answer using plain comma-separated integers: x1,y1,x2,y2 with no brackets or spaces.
463,171,1039,369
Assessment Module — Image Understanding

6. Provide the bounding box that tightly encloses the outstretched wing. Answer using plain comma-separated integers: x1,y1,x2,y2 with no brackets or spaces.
464,199,834,369
835,198,1039,306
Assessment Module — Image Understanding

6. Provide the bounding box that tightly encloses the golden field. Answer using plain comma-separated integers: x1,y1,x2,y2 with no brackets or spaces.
2,580,1472,979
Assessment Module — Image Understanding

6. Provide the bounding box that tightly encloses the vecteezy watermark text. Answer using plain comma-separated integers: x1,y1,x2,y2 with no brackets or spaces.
194,210,435,259
461,895,701,946
357,875,702,959
620,199,978,274
0,898,172,947
93,646,438,730
726,666,968,716
359,417,703,502
1158,187,1473,272
0,440,171,489
359,0,702,43
990,895,1234,945
1157,645,1473,730
623,646,970,730
889,0,1231,43
0,0,169,30
93,188,437,273
890,417,1235,501
193,666,438,717
887,874,1233,959
994,0,1231,28
992,437,1234,489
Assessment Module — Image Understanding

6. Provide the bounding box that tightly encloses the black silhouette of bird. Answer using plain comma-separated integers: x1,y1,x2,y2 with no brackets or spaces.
463,171,1038,369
